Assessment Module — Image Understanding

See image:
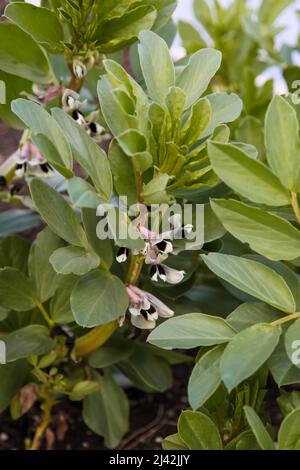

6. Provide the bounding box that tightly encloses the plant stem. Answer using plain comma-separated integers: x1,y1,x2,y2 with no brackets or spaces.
75,321,117,358
37,302,55,328
126,254,144,285
271,312,300,327
30,395,54,451
291,192,300,225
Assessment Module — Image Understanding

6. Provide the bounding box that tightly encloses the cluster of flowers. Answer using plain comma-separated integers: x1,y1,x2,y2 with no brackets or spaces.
117,215,193,329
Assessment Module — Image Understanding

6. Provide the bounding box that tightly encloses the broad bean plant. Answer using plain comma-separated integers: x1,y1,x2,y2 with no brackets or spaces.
0,0,300,451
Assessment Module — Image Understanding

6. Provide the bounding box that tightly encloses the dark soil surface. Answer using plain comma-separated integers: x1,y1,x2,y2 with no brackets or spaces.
0,365,192,450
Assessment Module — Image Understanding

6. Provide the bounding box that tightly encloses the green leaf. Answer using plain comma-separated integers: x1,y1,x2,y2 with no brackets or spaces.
49,275,77,324
142,172,172,204
117,342,172,392
52,108,112,200
268,336,300,386
3,325,54,362
202,93,243,138
0,210,41,238
0,235,30,272
176,49,221,110
180,97,211,145
201,253,296,313
95,5,157,53
0,70,32,129
211,199,300,261
178,410,222,450
265,95,300,192
258,0,291,25
278,409,300,449
70,380,100,401
147,312,236,349
50,246,100,276
29,179,87,247
11,99,73,174
188,345,224,410
116,129,152,173
68,177,103,209
70,270,129,327
5,3,64,50
88,334,134,368
108,139,137,205
194,0,212,29
285,318,300,369
0,360,29,412
83,369,129,449
28,228,64,302
81,208,113,270
0,267,37,311
178,20,206,53
227,303,282,332
161,433,189,450
243,406,275,450
208,142,290,206
220,323,281,392
138,30,175,103
0,23,52,83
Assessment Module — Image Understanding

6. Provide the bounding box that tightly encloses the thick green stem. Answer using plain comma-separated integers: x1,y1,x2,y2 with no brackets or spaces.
37,302,55,328
271,312,300,327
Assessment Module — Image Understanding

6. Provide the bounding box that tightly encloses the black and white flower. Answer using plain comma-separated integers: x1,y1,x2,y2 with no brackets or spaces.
127,285,174,329
14,142,53,179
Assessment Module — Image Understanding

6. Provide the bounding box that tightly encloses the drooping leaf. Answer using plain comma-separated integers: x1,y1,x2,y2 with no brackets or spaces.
29,179,87,247
202,253,296,313
220,323,281,392
0,267,37,311
148,312,236,349
208,141,290,206
70,270,129,327
211,199,300,261
50,246,100,276
178,410,222,450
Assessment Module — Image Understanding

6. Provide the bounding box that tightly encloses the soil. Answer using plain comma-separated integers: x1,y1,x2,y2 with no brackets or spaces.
0,365,192,450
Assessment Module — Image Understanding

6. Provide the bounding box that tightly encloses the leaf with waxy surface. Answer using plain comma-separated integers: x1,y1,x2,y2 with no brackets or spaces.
188,345,224,410
83,370,129,449
0,23,52,83
0,360,29,412
176,49,222,110
243,406,275,450
220,323,281,392
211,199,300,261
202,253,296,313
202,93,243,138
147,312,236,349
70,270,129,327
138,30,175,103
68,177,103,209
50,246,100,276
51,108,112,200
5,3,64,50
178,410,222,450
0,267,37,311
28,228,64,303
2,325,55,362
29,179,87,247
265,95,300,192
12,99,72,174
278,409,300,449
208,141,290,206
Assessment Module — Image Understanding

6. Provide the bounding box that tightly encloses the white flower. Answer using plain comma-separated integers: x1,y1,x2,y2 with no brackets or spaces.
73,59,87,79
14,142,53,179
127,285,174,330
150,264,185,284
